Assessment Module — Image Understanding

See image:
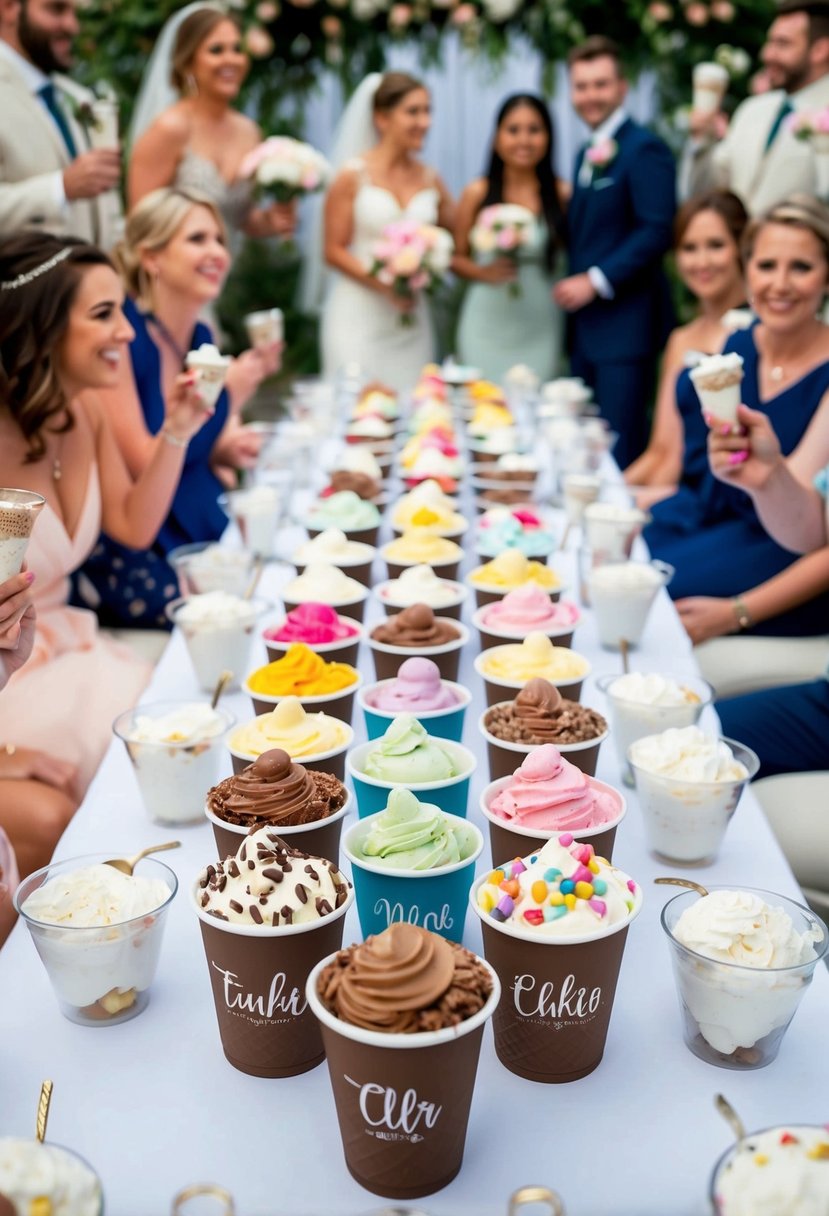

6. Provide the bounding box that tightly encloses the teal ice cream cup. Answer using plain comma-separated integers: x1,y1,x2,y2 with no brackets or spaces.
342,794,484,942
346,730,476,819
357,678,471,742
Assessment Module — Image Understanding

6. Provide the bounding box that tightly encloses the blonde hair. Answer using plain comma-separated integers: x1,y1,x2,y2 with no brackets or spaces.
743,193,829,265
115,187,227,305
171,7,241,94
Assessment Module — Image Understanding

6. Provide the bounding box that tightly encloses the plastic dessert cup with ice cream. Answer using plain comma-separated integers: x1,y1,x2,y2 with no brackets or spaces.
168,541,256,597
205,748,351,863
368,605,468,683
193,828,353,1077
374,564,468,621
381,533,463,583
263,604,363,669
306,924,499,1199
220,485,283,557
596,671,713,787
690,351,745,426
359,657,471,742
305,490,381,548
329,443,387,485
660,886,828,1070
243,642,361,721
479,680,608,780
346,715,476,818
228,696,353,778
692,60,729,113
473,585,580,651
583,503,650,565
166,593,271,692
466,549,564,608
474,632,590,706
0,1139,103,1214
471,833,641,1082
291,528,376,587
343,789,483,942
587,559,674,651
114,700,235,826
709,1122,829,1212
478,744,625,863
16,853,177,1026
281,563,369,623
0,489,45,582
561,473,602,528
244,306,283,348
628,726,758,864
185,342,231,409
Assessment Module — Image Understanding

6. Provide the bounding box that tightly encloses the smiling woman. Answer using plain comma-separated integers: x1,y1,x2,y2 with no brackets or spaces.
0,231,214,875
127,5,295,244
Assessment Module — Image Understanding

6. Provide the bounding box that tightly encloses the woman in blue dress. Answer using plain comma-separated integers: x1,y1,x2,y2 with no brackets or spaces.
453,94,567,383
645,195,829,644
72,187,277,628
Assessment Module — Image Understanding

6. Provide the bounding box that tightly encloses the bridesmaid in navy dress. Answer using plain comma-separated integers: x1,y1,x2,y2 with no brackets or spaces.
645,195,829,642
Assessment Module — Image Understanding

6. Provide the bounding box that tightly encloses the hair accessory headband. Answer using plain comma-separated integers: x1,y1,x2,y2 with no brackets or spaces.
1,247,74,291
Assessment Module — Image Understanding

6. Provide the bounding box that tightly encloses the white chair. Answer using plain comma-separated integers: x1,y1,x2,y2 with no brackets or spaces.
695,634,829,701
752,771,829,919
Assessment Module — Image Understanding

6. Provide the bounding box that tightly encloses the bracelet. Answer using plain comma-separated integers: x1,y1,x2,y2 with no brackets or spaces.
2,744,15,757
160,428,188,449
732,596,754,632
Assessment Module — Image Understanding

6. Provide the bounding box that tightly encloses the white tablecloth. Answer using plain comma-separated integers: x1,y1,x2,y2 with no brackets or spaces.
1,500,826,1216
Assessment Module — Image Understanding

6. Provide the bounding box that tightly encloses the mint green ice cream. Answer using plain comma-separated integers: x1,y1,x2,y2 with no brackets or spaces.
357,789,477,870
362,714,458,784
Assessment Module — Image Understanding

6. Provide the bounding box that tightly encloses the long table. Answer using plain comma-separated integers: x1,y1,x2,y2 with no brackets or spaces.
1,486,826,1216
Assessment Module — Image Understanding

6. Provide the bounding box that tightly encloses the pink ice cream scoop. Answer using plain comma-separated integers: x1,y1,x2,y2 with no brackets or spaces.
480,585,580,632
265,603,359,645
489,744,619,831
366,657,462,712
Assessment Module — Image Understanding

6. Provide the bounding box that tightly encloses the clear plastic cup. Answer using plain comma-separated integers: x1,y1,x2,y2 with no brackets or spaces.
661,886,828,1069
166,595,271,692
595,672,713,787
0,488,45,581
587,559,674,650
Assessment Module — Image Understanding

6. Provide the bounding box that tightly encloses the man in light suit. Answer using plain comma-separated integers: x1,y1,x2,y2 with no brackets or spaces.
681,0,829,214
0,0,121,247
554,37,676,469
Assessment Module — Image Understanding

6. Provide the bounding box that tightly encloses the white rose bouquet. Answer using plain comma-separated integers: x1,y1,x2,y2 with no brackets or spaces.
239,136,331,202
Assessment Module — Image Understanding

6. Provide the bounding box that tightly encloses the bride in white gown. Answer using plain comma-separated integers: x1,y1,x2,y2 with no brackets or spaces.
320,72,455,392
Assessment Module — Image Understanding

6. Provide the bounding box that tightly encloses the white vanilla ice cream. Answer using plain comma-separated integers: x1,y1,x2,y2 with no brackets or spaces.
293,528,374,565
588,561,667,649
284,562,365,605
172,594,260,692
604,674,705,785
121,703,229,825
630,726,747,783
225,484,281,556
185,342,232,409
713,1124,829,1216
334,445,384,480
381,564,462,609
0,1139,102,1215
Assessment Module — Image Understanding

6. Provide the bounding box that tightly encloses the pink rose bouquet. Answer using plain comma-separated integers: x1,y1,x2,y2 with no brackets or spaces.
787,106,829,152
469,202,535,298
369,220,454,328
239,136,331,202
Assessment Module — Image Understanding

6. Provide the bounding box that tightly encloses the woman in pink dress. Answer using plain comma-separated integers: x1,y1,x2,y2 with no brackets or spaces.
0,232,214,876
0,569,34,943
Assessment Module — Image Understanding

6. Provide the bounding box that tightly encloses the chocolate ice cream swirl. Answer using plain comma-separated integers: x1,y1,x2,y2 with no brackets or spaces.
327,470,381,500
485,677,607,745
318,923,493,1033
371,603,459,648
207,748,345,827
514,678,569,742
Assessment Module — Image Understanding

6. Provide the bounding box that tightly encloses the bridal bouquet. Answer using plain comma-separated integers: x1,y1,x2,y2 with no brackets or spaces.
369,220,454,328
469,203,535,298
787,106,829,153
239,136,331,202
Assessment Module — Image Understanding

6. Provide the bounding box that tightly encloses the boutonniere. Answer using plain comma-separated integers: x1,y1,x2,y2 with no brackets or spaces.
70,99,99,134
787,106,829,153
585,137,618,175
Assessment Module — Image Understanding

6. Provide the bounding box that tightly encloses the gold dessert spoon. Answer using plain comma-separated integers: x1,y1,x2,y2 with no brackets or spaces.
715,1093,746,1143
104,840,181,877
243,555,264,600
619,637,630,674
509,1186,566,1216
654,877,709,897
36,1080,52,1142
211,669,234,709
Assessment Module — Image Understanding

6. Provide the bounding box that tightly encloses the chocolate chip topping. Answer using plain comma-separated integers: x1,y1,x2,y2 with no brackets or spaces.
485,677,607,745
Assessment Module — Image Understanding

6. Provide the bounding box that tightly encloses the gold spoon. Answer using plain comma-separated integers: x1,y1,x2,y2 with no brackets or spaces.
715,1093,746,1143
654,877,710,897
36,1080,52,1143
171,1184,235,1215
243,556,264,600
509,1187,565,1216
211,669,234,710
104,840,181,877
619,637,630,674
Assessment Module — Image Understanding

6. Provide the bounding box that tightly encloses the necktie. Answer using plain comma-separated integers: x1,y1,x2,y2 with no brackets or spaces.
39,82,78,159
764,96,794,152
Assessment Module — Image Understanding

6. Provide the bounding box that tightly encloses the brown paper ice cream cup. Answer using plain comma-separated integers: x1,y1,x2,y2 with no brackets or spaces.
479,774,625,865
470,878,640,1082
229,730,352,780
481,674,585,707
194,884,354,1078
467,578,564,609
205,789,351,864
367,621,469,683
306,525,380,550
293,559,374,588
478,711,607,781
263,623,363,671
384,559,461,583
305,954,500,1198
472,607,576,653
281,592,367,623
373,580,468,621
242,674,362,725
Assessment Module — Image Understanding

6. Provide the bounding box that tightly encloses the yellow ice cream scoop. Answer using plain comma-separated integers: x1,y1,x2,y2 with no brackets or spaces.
383,533,462,565
479,632,589,682
246,643,357,697
469,549,560,589
230,696,351,759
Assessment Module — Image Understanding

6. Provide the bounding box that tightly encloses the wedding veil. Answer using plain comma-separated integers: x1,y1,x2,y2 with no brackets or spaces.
299,71,383,313
128,1,224,148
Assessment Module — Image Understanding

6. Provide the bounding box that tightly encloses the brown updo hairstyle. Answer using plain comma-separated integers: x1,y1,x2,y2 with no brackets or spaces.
741,192,829,268
372,71,426,115
674,189,749,257
171,6,243,94
0,233,113,463
113,185,227,308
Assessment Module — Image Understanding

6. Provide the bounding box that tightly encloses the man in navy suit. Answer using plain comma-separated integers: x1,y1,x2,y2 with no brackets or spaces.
554,37,676,469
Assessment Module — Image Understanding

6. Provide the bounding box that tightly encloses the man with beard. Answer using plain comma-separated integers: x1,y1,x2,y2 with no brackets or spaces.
0,0,121,244
681,0,829,213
